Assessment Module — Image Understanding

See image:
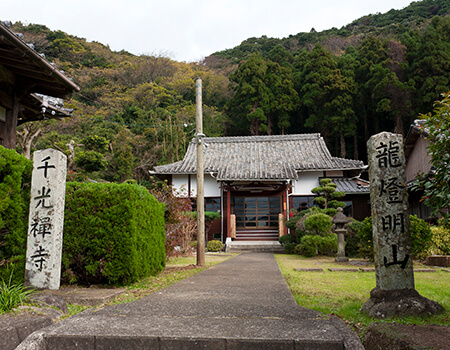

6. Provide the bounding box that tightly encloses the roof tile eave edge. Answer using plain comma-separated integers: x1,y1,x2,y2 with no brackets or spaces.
216,177,292,182
0,23,80,94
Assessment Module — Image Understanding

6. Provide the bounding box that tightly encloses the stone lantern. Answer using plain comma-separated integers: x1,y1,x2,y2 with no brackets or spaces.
332,207,350,262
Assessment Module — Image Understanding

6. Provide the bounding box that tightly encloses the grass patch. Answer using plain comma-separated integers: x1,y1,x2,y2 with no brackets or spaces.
0,272,36,314
275,254,450,335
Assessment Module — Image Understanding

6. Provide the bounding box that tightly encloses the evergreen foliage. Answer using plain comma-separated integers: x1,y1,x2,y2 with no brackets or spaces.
0,147,33,284
294,233,337,257
413,92,450,221
206,240,223,252
311,178,346,209
356,215,433,259
8,1,450,180
63,182,165,285
427,224,450,255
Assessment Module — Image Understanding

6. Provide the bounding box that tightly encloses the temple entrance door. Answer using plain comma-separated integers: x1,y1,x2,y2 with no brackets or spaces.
233,196,281,229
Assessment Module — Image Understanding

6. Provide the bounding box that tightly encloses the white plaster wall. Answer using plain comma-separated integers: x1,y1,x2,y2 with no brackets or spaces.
292,171,322,195
405,136,432,183
172,174,220,197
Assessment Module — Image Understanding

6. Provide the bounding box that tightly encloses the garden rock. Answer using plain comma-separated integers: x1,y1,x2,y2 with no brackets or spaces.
360,287,445,318
0,313,52,350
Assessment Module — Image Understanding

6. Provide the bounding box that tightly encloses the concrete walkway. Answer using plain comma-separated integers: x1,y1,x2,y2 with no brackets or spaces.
20,253,363,349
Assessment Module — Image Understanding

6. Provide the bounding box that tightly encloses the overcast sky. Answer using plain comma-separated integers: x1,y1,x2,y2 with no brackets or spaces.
2,0,414,62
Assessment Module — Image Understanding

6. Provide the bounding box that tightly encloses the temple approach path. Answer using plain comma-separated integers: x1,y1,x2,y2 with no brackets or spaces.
19,253,363,349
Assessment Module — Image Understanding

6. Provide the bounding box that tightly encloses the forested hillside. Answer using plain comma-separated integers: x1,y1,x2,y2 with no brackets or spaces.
11,0,450,185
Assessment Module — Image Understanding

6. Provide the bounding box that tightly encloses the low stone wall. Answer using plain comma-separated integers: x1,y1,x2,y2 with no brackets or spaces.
426,255,450,267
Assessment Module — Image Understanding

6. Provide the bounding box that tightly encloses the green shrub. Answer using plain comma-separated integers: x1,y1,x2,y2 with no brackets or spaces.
295,233,337,257
0,146,32,284
410,215,433,258
345,219,363,257
304,213,333,236
63,182,165,286
207,240,223,252
279,233,301,254
356,215,434,259
285,209,310,231
75,150,106,172
426,226,450,255
356,217,374,259
83,135,109,152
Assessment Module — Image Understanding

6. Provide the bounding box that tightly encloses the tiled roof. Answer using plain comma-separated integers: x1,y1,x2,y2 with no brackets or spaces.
154,134,365,181
327,177,370,194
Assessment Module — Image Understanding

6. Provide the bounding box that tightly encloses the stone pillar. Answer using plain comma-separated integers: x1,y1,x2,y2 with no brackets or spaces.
368,132,414,289
25,149,67,290
361,132,443,318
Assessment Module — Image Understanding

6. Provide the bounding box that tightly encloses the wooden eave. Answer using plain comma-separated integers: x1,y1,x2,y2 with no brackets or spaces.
17,93,72,125
0,23,80,99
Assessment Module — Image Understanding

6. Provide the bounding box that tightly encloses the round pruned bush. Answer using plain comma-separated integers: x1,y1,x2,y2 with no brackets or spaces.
279,233,301,254
295,233,337,257
304,212,333,236
207,240,223,252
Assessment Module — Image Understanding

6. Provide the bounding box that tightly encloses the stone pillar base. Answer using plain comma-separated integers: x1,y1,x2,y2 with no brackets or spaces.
360,287,444,319
224,237,232,252
335,257,349,263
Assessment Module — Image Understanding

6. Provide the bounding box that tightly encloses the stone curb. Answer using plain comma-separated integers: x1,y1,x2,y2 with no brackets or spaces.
0,314,52,350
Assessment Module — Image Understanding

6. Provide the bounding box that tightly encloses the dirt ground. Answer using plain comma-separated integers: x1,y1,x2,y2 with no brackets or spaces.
364,323,450,350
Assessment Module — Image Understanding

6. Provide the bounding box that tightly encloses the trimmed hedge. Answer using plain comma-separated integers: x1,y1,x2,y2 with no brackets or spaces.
63,182,166,286
0,146,32,284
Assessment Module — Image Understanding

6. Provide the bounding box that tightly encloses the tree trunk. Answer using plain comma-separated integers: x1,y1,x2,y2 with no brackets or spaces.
340,132,346,158
16,123,42,159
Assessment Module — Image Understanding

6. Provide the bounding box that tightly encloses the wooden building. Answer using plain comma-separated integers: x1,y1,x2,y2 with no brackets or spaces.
404,119,434,220
154,134,369,245
0,21,79,149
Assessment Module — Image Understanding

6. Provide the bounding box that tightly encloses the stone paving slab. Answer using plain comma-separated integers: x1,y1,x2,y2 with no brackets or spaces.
20,253,363,349
44,287,126,307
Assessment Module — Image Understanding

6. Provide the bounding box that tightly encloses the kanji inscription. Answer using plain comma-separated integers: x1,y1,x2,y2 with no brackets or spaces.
25,149,67,290
367,132,414,291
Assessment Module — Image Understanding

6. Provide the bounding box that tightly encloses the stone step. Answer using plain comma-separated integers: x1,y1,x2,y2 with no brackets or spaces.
226,241,285,253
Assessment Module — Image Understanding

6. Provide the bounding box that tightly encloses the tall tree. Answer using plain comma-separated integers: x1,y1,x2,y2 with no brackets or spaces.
265,60,298,134
294,44,356,156
405,16,450,114
355,36,389,141
227,52,270,135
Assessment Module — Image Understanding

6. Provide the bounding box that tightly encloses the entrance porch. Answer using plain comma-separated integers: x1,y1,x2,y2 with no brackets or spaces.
222,181,288,251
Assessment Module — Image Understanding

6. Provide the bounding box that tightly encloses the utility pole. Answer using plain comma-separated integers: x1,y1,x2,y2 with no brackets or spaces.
196,78,205,267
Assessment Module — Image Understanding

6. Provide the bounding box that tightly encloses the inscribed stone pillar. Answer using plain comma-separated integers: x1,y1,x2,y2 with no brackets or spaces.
361,132,444,318
25,149,67,290
367,132,414,290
